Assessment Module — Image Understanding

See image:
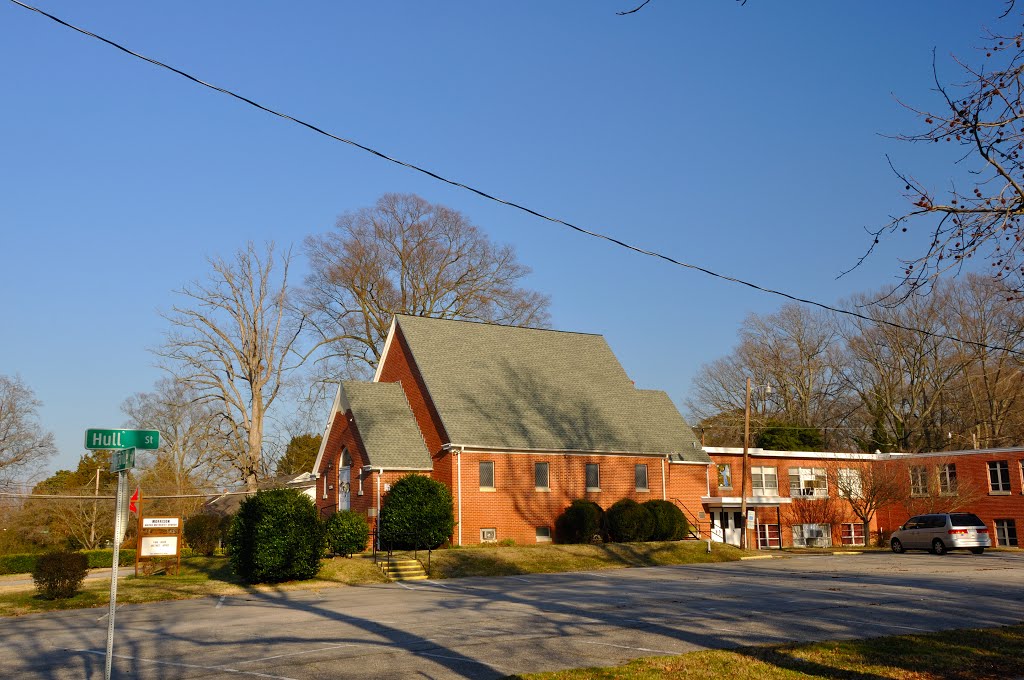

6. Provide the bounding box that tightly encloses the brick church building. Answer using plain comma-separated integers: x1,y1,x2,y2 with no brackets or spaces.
312,315,711,545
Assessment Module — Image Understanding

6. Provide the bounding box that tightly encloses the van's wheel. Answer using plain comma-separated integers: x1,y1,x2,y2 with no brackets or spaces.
931,539,947,555
890,538,904,554
970,547,985,555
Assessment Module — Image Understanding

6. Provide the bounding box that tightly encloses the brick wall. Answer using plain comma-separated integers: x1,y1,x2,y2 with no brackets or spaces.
452,452,707,545
377,325,452,488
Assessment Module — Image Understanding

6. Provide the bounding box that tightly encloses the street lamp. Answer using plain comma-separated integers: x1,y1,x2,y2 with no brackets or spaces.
740,378,771,550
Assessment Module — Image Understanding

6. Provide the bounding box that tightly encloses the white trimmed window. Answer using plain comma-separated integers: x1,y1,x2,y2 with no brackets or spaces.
585,463,600,491
938,464,957,495
995,519,1018,547
479,461,495,490
910,466,928,496
792,523,832,548
789,467,827,497
635,464,649,491
988,461,1011,492
840,523,865,546
536,526,552,543
837,468,863,499
535,462,550,490
751,466,778,495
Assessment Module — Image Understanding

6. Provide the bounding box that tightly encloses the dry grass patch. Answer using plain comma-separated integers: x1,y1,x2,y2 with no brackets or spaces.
509,623,1024,679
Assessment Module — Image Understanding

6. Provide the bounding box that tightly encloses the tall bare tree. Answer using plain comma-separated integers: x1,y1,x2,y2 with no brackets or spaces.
687,305,849,447
156,242,305,491
868,7,1024,296
0,374,57,487
303,193,550,378
122,377,234,496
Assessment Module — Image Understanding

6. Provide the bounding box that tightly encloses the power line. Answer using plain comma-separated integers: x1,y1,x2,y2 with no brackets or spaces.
8,0,1024,358
0,489,258,501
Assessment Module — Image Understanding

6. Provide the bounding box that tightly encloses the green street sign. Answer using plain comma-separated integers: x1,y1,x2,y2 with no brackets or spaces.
85,429,160,451
110,447,136,473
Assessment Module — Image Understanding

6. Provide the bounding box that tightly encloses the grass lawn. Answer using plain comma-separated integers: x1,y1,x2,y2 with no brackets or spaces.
419,540,752,579
0,540,752,617
0,555,386,617
508,623,1024,679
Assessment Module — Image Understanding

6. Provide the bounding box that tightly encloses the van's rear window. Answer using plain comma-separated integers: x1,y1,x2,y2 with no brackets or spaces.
950,513,984,526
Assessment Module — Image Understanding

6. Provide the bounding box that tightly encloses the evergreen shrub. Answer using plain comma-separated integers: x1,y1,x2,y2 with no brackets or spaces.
643,499,689,541
605,499,655,543
379,475,455,550
554,499,605,544
325,510,370,556
32,551,88,599
227,489,325,583
184,513,225,556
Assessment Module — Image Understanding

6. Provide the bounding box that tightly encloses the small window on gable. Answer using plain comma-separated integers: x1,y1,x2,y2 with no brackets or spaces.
480,461,495,490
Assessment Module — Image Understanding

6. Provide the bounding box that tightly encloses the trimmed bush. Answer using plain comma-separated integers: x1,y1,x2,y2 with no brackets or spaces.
554,499,605,544
325,511,370,557
643,499,688,541
379,474,455,550
227,489,325,584
605,499,655,543
32,551,88,599
0,552,39,575
184,513,225,556
82,549,136,569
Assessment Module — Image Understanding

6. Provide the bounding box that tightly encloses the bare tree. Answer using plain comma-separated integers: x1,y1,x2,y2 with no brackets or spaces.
867,8,1024,296
121,378,235,495
0,375,57,487
303,193,550,378
688,305,850,448
828,460,905,546
156,242,305,491
839,284,966,452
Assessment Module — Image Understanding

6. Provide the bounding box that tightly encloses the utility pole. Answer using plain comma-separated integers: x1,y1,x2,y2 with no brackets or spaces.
740,378,751,550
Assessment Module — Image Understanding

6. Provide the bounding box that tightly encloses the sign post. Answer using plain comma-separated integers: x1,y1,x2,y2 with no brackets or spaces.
85,429,157,680
105,466,127,680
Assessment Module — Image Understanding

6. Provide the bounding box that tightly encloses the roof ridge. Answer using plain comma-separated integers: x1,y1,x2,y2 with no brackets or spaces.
393,313,602,337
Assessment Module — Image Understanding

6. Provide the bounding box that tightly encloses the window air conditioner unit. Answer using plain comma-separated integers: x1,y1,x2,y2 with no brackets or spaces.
480,528,497,542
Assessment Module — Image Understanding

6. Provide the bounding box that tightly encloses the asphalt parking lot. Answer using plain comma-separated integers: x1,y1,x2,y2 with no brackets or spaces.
2,551,1022,679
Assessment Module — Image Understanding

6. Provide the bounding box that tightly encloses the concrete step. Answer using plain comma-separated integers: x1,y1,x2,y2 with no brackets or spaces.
379,559,427,581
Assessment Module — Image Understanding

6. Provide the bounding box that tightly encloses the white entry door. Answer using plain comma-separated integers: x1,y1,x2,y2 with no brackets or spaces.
721,511,742,547
338,467,351,511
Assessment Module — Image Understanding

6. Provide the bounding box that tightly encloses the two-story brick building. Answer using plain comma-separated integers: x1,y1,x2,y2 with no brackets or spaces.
312,315,712,545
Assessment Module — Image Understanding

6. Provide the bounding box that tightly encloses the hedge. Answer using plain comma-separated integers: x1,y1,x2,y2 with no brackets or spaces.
378,475,455,550
554,499,605,544
0,549,137,575
32,551,88,599
605,499,655,543
643,499,689,541
227,489,325,583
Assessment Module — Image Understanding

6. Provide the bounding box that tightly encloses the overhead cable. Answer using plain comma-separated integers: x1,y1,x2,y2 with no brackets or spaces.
8,0,1024,357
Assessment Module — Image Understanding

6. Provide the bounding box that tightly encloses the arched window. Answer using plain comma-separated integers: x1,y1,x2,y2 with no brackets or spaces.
340,448,352,468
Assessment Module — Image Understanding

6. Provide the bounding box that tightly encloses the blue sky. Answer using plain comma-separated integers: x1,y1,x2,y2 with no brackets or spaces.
1,0,1008,474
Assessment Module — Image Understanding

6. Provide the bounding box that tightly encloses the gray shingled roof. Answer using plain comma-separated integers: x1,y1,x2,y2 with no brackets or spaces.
393,315,710,463
342,381,433,469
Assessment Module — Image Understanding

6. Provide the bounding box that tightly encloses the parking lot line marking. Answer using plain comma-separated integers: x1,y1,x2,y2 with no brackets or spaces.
422,580,451,589
824,616,930,632
416,649,514,671
217,596,225,609
395,581,419,591
237,643,360,664
75,649,298,680
578,640,682,655
506,577,530,583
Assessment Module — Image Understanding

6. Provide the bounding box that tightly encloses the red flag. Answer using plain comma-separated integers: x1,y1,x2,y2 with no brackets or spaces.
129,488,140,516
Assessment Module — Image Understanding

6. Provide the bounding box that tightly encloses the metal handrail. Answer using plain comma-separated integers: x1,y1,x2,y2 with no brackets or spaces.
370,529,433,575
670,497,705,539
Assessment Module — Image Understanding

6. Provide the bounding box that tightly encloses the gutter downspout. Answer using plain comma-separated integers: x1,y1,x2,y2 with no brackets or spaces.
375,468,383,549
456,447,463,547
661,456,667,501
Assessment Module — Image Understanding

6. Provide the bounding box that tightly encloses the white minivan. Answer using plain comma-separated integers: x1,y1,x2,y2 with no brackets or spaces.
890,513,991,555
